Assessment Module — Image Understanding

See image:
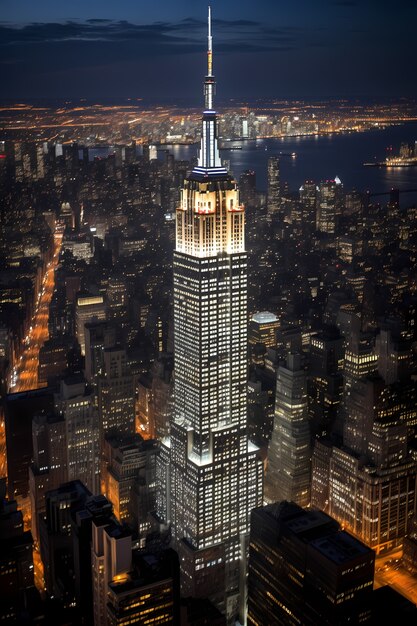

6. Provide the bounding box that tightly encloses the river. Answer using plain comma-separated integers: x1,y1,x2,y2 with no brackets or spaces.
163,122,417,203
90,121,417,204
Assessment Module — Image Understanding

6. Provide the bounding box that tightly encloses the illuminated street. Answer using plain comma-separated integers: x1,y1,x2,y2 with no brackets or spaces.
6,229,62,595
374,550,417,606
33,546,45,596
11,230,63,394
0,412,6,479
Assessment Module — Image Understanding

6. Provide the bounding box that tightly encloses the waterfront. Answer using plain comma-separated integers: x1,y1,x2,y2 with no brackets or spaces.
161,122,417,201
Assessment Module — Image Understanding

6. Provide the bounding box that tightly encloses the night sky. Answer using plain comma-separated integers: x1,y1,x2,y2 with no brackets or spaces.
1,0,416,101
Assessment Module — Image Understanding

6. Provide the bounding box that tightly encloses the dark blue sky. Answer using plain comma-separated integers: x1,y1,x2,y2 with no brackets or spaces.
1,0,416,101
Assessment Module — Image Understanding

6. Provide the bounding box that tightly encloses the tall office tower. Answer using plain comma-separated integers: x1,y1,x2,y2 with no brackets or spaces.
343,331,377,398
375,325,413,385
97,348,135,457
150,353,174,440
345,190,364,216
299,180,318,233
75,294,107,356
266,156,280,219
84,320,117,386
29,411,67,544
311,376,417,554
0,481,35,623
308,326,344,438
40,480,91,608
55,376,99,494
103,433,157,534
38,335,79,385
310,439,333,511
248,311,279,365
343,375,385,456
92,517,132,626
265,353,310,507
316,178,342,234
338,330,378,436
337,235,364,264
106,274,128,324
239,169,257,208
72,494,115,624
5,388,55,513
157,9,263,621
247,502,375,626
106,549,181,626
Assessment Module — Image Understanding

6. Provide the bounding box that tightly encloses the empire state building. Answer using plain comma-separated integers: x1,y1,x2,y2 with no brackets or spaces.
157,7,263,621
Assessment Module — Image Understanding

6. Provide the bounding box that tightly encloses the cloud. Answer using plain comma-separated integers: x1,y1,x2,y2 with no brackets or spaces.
85,19,112,24
0,17,300,53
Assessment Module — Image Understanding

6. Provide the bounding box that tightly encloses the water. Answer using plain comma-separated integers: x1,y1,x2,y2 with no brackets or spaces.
90,121,417,203
165,122,417,203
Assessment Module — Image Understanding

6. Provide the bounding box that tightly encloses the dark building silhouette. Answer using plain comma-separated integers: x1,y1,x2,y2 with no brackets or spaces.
4,388,54,503
106,548,180,626
0,480,35,623
247,502,375,626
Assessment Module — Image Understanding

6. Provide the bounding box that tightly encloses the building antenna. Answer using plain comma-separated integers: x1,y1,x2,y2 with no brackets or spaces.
208,5,213,77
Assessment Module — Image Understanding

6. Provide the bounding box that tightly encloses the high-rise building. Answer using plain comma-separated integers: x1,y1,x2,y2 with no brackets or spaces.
267,156,280,219
316,178,343,234
247,502,375,626
299,179,317,232
84,320,117,386
265,353,310,507
375,325,413,385
29,410,67,544
311,375,417,554
308,326,344,438
97,348,135,456
0,481,35,623
92,518,132,626
103,433,158,535
55,376,99,494
248,311,279,366
40,480,91,608
5,388,55,513
157,9,263,621
153,354,174,437
106,549,181,626
72,494,115,625
38,335,79,385
75,294,107,356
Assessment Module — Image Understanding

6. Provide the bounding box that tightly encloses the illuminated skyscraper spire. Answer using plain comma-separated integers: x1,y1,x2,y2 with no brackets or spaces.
195,5,225,174
205,5,214,109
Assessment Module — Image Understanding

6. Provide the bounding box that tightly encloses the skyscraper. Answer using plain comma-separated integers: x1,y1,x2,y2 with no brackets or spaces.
55,376,99,494
265,353,311,507
267,156,280,219
316,178,343,234
247,502,375,626
157,8,263,621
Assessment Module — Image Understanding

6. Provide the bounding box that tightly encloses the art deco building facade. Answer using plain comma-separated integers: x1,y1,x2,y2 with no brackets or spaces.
157,9,263,621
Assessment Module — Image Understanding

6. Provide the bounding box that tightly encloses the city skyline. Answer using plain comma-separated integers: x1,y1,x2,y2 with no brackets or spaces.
1,3,417,624
1,0,417,100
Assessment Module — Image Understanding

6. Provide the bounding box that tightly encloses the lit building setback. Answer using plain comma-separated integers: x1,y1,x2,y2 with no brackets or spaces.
156,8,263,623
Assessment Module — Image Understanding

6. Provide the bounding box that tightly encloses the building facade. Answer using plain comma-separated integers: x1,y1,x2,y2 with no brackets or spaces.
157,9,263,622
265,353,311,507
